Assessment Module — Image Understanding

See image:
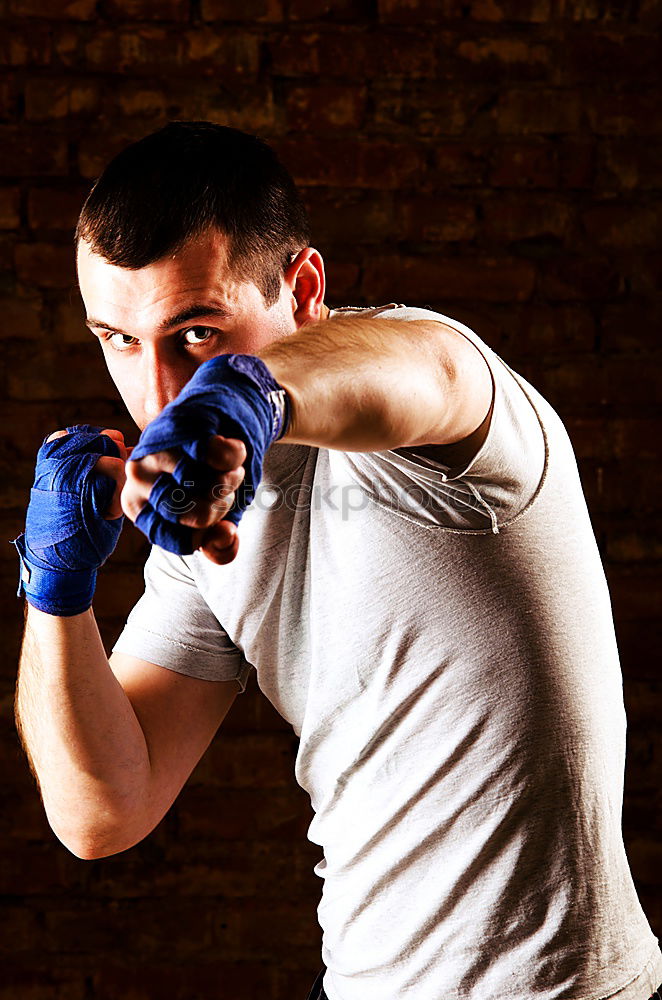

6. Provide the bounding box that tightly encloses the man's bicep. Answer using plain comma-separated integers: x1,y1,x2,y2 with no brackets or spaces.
109,652,239,830
417,321,495,454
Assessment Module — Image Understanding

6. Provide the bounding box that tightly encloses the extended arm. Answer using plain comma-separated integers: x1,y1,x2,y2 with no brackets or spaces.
260,313,493,455
122,312,494,563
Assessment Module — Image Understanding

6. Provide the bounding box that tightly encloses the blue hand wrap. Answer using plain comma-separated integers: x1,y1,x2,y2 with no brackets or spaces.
13,425,124,617
129,354,290,555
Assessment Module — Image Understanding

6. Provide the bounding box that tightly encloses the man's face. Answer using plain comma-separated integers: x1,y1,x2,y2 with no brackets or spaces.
77,230,299,430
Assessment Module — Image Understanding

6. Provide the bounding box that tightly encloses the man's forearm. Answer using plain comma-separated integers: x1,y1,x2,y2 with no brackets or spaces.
16,606,150,859
260,314,488,452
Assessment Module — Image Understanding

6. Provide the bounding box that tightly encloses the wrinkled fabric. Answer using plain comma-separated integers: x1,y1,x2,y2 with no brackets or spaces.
14,425,123,616
129,354,289,554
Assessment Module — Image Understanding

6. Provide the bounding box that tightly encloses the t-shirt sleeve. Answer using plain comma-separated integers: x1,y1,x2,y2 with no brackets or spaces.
112,545,252,691
336,305,547,533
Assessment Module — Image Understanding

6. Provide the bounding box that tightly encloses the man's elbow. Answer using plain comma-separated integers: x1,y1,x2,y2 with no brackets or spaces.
47,807,150,860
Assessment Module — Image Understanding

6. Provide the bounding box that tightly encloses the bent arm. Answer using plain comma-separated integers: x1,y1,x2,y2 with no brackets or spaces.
260,314,493,454
16,605,237,859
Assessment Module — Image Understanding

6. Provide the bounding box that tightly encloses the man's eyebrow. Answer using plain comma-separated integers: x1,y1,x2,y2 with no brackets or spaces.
85,303,233,335
157,303,233,331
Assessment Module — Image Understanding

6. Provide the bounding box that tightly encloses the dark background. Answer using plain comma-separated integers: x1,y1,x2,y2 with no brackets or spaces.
1,1,660,997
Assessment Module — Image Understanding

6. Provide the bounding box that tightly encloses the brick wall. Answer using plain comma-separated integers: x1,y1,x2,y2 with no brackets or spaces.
1,1,660,996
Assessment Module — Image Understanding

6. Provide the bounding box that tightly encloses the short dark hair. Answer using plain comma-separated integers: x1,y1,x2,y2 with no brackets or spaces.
75,121,312,307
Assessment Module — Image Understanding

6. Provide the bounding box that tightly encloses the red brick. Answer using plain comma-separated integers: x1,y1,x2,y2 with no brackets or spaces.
559,140,596,190
6,343,116,400
365,31,437,77
268,31,320,75
372,80,480,136
108,78,270,126
202,0,283,19
93,961,273,1000
89,838,319,899
285,82,366,131
607,529,662,563
377,0,459,23
179,786,312,840
379,0,551,20
397,195,477,242
324,257,361,301
582,201,662,250
94,566,146,617
623,680,662,729
624,253,662,296
468,0,551,19
604,464,662,517
526,356,607,415
0,187,20,229
304,190,395,246
182,29,260,76
564,30,661,84
496,88,582,135
274,137,426,189
0,235,16,270
290,0,372,17
585,92,662,137
0,293,42,339
617,621,662,681
0,968,87,1000
601,302,662,354
610,566,662,622
0,76,19,120
610,418,660,462
77,129,153,178
497,303,596,357
597,140,662,192
8,0,97,16
79,27,177,73
42,900,216,956
275,964,327,1000
434,142,489,186
27,186,87,231
219,898,319,955
270,30,436,79
626,837,662,886
0,127,68,177
25,78,100,121
489,142,557,188
363,255,536,304
606,357,660,416
0,402,76,460
0,25,52,65
74,26,259,77
114,84,175,118
14,243,76,289
564,416,607,460
192,732,296,788
538,256,618,301
456,36,550,80
482,194,574,242
50,296,89,343
104,0,190,18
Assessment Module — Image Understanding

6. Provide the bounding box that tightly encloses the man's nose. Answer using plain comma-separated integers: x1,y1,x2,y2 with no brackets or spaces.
142,347,191,423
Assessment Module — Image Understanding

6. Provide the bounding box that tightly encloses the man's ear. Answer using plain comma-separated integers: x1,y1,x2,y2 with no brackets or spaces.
285,248,326,328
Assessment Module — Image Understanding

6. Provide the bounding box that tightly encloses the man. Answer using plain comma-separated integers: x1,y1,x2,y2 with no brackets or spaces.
13,122,662,1000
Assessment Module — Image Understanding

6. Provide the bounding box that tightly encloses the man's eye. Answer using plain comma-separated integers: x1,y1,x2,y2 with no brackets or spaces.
182,327,214,346
108,333,138,351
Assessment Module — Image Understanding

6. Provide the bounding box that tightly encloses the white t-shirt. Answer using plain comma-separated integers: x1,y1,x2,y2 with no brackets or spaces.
114,305,662,1000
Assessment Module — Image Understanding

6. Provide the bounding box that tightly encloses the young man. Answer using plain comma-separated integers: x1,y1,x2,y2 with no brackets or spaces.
14,122,662,1000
